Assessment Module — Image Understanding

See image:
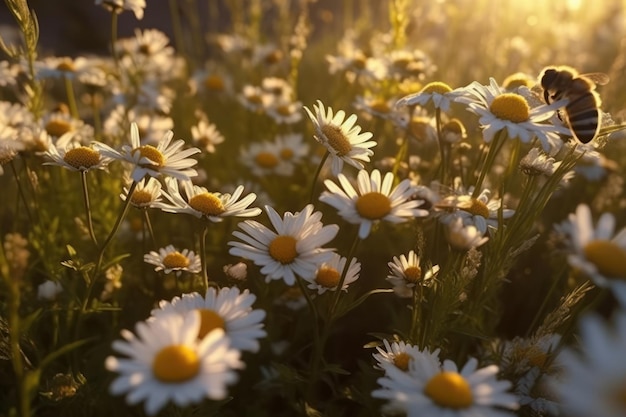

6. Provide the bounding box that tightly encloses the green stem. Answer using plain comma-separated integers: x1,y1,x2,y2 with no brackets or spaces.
435,108,447,184
64,76,79,119
168,0,186,59
142,209,157,249
9,160,33,224
309,151,329,204
110,12,120,71
80,171,98,247
328,232,361,318
472,130,506,198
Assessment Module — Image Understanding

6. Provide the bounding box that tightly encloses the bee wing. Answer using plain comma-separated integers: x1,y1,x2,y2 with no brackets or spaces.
580,72,610,86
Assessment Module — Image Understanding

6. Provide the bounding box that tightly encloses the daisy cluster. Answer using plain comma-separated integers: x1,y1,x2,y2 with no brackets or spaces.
1,1,626,417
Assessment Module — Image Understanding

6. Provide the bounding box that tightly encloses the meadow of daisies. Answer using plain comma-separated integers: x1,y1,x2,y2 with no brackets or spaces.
2,0,626,416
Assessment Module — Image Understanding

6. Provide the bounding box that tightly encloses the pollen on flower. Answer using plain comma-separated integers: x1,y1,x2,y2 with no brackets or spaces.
393,352,411,371
204,75,225,92
130,190,153,205
133,145,165,167
321,124,352,156
424,371,473,409
189,193,226,216
152,345,200,383
420,81,453,95
162,252,190,269
197,309,225,339
459,198,490,219
268,235,298,264
45,119,72,137
255,152,279,168
356,192,392,220
583,239,626,278
315,266,340,288
63,147,101,169
489,93,530,123
403,266,422,283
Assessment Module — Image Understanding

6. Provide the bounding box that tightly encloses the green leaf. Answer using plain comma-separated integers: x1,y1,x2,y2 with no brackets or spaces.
336,289,393,318
19,308,42,334
39,337,98,369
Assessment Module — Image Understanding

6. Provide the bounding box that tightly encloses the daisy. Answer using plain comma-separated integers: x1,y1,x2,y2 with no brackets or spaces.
353,94,399,120
239,140,295,177
438,188,515,234
455,78,571,150
41,111,94,142
191,119,224,154
120,177,163,208
155,177,261,222
37,280,63,301
445,216,490,251
94,122,200,182
550,310,626,417
519,147,557,177
144,245,202,276
228,204,339,286
43,134,110,172
266,99,304,125
372,339,437,372
558,204,626,305
373,351,519,417
302,252,360,295
95,0,146,19
151,287,267,353
105,311,242,416
238,84,272,113
304,100,377,176
387,250,439,298
396,81,458,112
274,133,310,166
319,169,428,239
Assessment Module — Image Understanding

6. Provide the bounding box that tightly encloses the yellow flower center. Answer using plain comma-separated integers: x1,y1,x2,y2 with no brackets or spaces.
152,345,200,383
162,251,190,269
443,119,466,135
424,371,473,409
45,119,71,137
133,145,165,167
197,308,225,339
321,124,351,156
489,93,530,123
264,49,283,65
56,59,75,72
459,198,490,218
276,104,292,116
502,72,534,90
583,239,626,278
247,93,264,105
255,152,279,168
189,193,225,216
268,235,298,264
370,99,391,114
352,52,367,70
130,189,153,205
204,75,225,92
393,352,411,371
280,148,294,160
420,81,453,95
404,266,422,283
356,192,392,220
63,147,101,169
315,266,341,288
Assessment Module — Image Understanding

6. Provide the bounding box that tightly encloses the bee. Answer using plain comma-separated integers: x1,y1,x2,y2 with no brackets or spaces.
539,65,609,144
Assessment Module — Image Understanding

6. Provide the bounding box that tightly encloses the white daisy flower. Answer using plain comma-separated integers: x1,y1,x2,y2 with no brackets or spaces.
387,250,439,298
372,340,437,372
445,216,490,251
238,84,272,113
302,252,360,295
151,287,267,353
43,135,110,172
240,140,295,177
438,188,515,234
228,204,339,286
373,351,519,417
41,111,94,142
121,177,163,208
558,204,626,306
94,122,201,182
456,78,571,150
550,311,626,417
304,100,376,176
95,0,146,19
274,133,310,166
266,99,303,125
396,81,458,112
191,119,224,154
519,147,557,177
319,169,428,239
155,177,261,222
105,311,242,416
143,245,202,276
37,280,63,301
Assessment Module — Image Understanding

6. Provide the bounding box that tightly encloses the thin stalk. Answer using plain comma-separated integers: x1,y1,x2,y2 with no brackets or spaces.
110,12,120,71
9,160,33,224
308,151,329,204
328,233,361,318
64,76,79,119
434,108,447,184
142,209,157,249
472,131,506,198
168,0,186,59
80,171,98,247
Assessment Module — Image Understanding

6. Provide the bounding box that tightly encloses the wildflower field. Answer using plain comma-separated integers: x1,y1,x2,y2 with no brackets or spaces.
3,0,626,416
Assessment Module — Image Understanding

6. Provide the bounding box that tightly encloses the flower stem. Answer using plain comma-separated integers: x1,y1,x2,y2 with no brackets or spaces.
80,171,98,247
110,12,120,71
328,232,361,318
142,209,157,249
64,75,79,119
309,150,329,204
9,159,34,224
472,130,506,198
